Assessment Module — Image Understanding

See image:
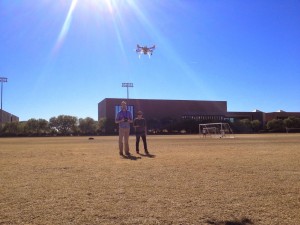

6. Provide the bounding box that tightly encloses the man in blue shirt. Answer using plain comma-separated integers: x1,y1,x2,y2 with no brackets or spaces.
115,101,133,156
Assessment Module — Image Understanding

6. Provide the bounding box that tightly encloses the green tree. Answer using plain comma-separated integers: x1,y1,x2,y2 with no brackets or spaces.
267,119,285,131
24,119,39,135
37,119,49,135
99,118,107,134
284,116,300,128
108,118,118,134
24,118,49,136
251,120,261,132
49,115,78,135
2,121,21,136
238,119,252,133
78,117,97,135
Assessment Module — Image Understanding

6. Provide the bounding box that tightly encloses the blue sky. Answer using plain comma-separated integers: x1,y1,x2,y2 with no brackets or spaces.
1,0,299,121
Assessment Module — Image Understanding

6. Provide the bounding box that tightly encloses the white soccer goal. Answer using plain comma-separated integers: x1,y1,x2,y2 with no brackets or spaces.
199,123,234,138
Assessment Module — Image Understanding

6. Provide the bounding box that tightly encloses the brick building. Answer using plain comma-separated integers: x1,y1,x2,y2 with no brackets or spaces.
98,98,227,121
0,109,19,123
264,110,300,122
98,98,300,132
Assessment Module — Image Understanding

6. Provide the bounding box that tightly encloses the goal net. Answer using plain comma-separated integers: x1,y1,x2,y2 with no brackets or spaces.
199,123,234,138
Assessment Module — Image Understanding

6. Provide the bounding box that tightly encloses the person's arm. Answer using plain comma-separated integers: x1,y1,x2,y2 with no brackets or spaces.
128,111,133,123
144,119,147,134
133,118,138,128
115,112,124,124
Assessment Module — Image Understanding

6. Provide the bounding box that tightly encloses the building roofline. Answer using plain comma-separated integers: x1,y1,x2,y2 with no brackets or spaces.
100,98,227,103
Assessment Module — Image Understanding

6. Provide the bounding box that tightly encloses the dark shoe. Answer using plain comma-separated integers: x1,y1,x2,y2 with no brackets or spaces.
145,150,149,155
119,152,124,156
125,152,131,156
136,150,140,154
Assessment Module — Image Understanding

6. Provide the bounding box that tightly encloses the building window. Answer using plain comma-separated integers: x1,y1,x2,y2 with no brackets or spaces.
115,105,134,118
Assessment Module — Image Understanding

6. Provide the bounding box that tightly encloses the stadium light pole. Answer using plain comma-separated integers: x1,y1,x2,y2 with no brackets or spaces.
122,82,133,100
0,77,8,133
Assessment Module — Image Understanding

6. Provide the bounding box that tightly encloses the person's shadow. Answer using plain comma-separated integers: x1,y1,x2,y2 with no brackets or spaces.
120,153,156,160
139,153,156,158
120,155,142,160
206,218,253,225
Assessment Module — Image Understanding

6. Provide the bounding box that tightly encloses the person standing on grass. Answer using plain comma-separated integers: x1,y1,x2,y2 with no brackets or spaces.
202,128,207,138
133,111,149,155
115,101,132,156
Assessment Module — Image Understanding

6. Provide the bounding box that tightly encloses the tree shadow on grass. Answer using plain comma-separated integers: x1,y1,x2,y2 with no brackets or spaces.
206,217,254,225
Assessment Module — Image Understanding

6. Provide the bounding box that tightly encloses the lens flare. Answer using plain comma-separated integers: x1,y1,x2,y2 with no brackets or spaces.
52,0,78,55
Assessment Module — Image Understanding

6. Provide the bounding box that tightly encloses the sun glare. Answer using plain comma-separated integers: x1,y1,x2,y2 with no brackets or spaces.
104,0,114,13
52,0,78,55
76,0,133,14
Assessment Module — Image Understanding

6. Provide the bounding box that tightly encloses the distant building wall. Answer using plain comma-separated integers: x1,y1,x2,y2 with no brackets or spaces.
0,109,19,123
98,98,300,132
98,98,228,121
265,112,300,122
225,111,265,123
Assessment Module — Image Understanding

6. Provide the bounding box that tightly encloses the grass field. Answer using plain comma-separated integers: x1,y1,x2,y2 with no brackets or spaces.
0,134,300,225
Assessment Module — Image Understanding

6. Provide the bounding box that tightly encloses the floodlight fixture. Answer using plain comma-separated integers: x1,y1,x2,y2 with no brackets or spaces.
122,82,133,100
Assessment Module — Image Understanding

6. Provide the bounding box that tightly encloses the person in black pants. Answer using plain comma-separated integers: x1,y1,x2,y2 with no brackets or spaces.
133,111,149,154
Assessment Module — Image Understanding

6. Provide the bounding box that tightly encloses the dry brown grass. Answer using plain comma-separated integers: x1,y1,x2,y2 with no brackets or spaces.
0,134,300,225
